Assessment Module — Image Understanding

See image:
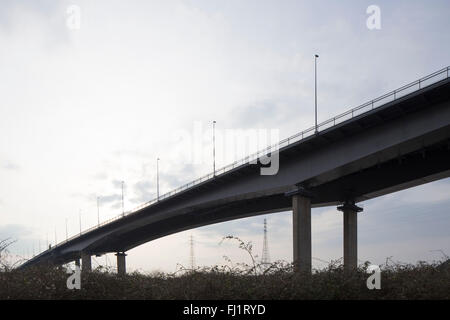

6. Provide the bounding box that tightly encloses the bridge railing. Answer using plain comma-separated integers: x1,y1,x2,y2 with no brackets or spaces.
43,66,449,256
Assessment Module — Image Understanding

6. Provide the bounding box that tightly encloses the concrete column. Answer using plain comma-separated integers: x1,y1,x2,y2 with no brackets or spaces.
337,201,363,271
116,252,127,275
292,194,312,273
81,252,91,272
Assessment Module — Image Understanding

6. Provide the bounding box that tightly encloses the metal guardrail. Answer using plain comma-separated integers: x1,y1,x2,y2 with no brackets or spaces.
35,66,450,259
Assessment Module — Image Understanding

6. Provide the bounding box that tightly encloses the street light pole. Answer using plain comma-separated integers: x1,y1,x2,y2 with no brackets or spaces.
213,121,216,176
97,196,100,226
157,158,160,200
315,54,319,133
121,181,124,217
79,210,82,235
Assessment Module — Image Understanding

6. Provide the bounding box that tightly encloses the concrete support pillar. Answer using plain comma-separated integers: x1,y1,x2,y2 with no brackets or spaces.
81,252,91,272
116,252,127,275
337,201,363,271
292,194,312,273
286,186,314,273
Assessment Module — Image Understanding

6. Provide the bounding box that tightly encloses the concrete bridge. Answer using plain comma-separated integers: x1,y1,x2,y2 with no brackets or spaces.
19,66,450,274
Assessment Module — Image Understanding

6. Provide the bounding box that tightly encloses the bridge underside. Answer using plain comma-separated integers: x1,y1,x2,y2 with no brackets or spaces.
50,124,450,265
93,133,450,254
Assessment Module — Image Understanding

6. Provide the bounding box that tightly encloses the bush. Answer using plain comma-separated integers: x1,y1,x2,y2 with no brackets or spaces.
1,237,448,299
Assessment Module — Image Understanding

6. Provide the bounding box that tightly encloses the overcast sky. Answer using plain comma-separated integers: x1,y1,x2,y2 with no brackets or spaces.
0,0,449,272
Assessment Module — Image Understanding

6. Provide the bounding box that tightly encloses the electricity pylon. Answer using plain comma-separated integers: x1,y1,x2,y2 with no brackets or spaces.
261,218,270,264
189,234,195,270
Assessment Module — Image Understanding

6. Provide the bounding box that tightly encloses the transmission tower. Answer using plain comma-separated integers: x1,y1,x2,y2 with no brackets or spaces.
261,218,270,264
189,234,195,270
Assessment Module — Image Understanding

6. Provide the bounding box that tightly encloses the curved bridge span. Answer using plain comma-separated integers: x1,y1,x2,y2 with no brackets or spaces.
20,67,450,273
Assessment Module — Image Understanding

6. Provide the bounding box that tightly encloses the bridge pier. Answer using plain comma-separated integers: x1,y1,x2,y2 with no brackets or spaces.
81,253,91,272
288,187,314,273
116,252,127,275
337,201,363,271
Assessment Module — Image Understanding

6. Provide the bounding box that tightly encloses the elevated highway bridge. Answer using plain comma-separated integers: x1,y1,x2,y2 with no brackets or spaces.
19,66,450,273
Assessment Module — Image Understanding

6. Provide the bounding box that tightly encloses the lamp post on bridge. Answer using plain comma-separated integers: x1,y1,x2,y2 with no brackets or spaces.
315,54,319,133
97,196,100,226
121,181,125,217
157,158,160,201
213,120,216,176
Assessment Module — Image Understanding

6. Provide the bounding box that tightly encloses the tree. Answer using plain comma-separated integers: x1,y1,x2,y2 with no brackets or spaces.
0,238,17,271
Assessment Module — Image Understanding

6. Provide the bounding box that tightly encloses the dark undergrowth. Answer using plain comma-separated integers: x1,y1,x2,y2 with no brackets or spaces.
1,237,449,300
0,259,449,299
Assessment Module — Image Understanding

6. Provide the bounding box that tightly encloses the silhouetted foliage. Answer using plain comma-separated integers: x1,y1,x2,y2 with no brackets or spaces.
1,238,449,299
0,259,448,299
